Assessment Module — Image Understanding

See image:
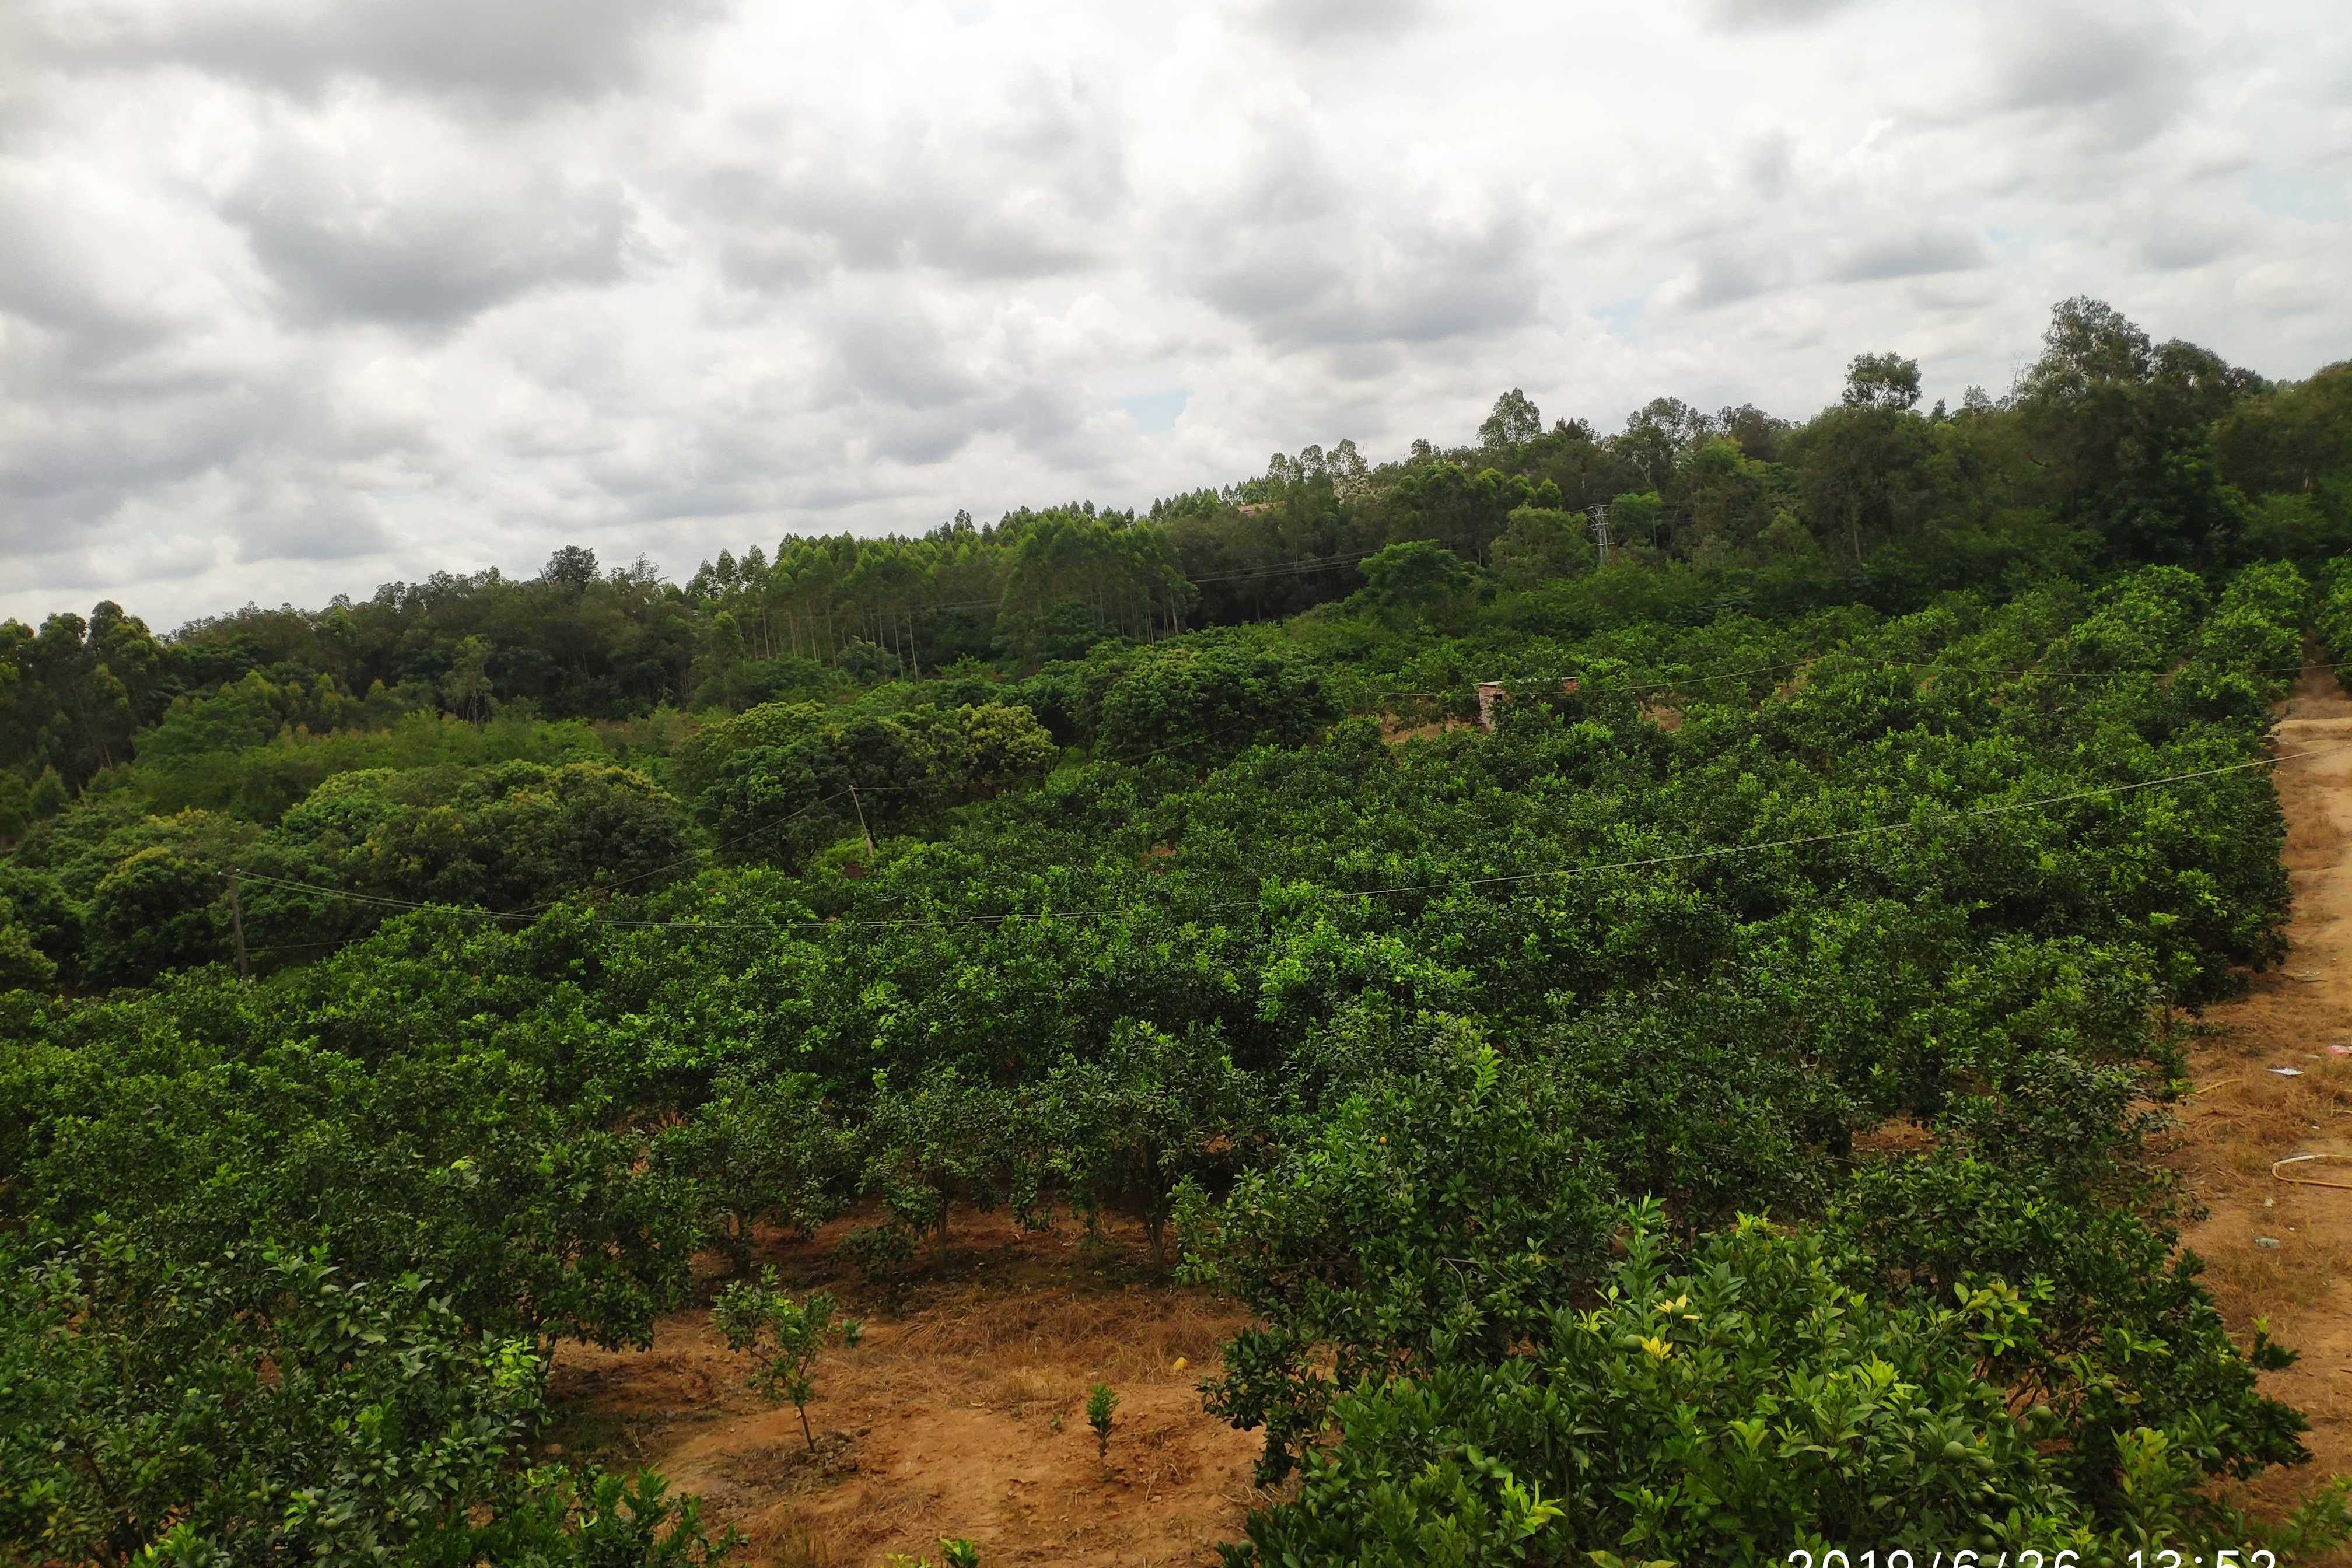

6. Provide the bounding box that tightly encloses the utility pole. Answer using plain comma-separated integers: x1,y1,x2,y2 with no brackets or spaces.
1589,503,1612,568
227,867,252,982
848,785,877,858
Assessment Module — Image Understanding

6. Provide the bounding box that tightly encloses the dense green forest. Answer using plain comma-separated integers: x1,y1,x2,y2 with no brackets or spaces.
8,298,2352,1564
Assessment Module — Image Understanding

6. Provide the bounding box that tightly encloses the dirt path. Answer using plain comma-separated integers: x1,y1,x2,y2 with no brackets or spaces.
2165,668,2352,1539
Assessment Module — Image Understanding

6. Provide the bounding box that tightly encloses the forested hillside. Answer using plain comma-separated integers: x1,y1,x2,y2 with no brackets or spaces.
8,298,2352,1565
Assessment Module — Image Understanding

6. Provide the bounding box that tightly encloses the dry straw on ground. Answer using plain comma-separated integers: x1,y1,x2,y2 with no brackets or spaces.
2162,670,2352,1559
550,1209,1268,1566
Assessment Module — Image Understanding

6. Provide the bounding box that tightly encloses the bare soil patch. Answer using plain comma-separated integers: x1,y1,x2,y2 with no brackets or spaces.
548,1210,1268,1566
1377,713,1477,744
2161,668,2352,1551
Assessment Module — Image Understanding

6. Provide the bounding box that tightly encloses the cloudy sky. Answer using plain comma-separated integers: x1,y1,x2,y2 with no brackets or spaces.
3,0,2347,630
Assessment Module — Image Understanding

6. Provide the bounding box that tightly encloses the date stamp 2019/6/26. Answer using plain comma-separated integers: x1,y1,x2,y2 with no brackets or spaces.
1782,1552,2282,1567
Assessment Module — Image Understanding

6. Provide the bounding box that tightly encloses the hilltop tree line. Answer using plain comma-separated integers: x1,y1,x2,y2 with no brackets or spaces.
8,296,2347,818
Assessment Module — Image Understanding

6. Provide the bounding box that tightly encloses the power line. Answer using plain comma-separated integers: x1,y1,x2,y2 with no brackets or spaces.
1345,740,2352,900
242,937,369,958
502,788,851,917
237,713,1300,936
236,871,492,919
703,548,1378,626
1387,653,2352,704
228,738,2352,942
613,737,2352,931
1185,550,1380,586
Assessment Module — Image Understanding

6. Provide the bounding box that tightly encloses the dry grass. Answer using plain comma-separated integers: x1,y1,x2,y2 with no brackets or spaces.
1377,713,1476,744
2156,670,2352,1559
1850,1117,1936,1157
2170,1061,2352,1320
768,1522,840,1568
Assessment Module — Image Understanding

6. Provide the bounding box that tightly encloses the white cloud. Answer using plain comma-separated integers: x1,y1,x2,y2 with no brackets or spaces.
1701,0,1876,31
1227,0,1430,45
222,103,640,327
1,0,2347,628
23,0,722,104
1831,222,1996,284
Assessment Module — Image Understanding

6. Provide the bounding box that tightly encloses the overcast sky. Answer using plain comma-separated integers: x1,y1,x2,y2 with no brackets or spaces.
3,0,2347,630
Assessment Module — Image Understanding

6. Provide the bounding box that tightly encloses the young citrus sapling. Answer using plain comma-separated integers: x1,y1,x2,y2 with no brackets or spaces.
1086,1382,1118,1462
710,1266,863,1454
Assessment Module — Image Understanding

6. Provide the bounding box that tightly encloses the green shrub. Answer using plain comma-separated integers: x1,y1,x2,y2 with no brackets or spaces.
1041,1020,1258,1265
1181,1034,1612,1482
1094,635,1338,757
1225,1208,2249,1568
0,1237,722,1566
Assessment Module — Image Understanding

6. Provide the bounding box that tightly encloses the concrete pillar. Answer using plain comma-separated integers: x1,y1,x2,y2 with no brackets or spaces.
1476,681,1503,731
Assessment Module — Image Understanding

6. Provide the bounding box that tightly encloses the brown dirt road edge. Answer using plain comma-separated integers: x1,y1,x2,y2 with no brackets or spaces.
2165,667,2352,1551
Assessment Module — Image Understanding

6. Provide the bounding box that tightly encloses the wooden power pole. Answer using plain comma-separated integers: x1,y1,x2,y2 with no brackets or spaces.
848,785,877,858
